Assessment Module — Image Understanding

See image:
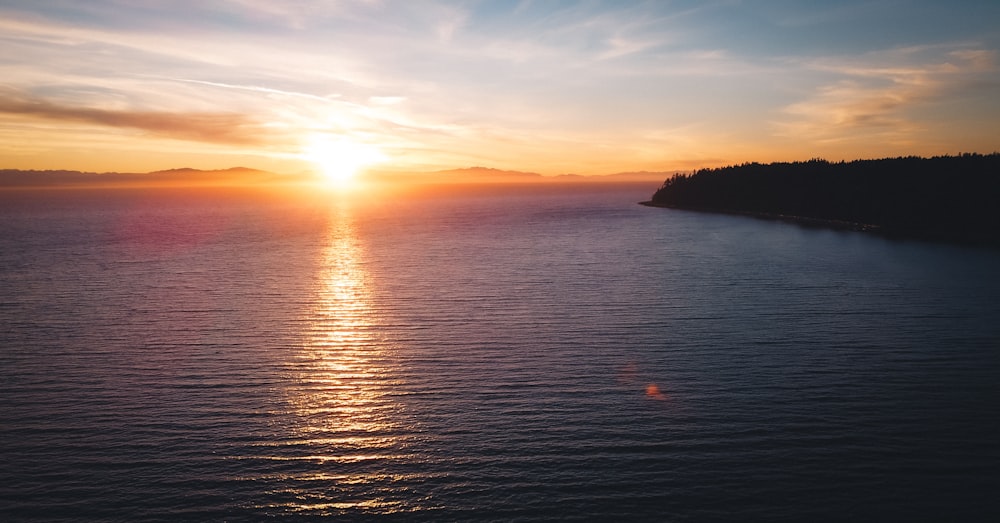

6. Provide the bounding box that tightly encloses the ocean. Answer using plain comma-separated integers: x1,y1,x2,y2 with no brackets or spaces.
2,183,998,521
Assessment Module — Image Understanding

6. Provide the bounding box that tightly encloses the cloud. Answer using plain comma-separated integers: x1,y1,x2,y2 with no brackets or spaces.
0,89,265,145
781,80,916,129
773,47,999,143
947,49,997,72
369,96,406,105
164,78,337,103
597,36,662,61
435,7,468,43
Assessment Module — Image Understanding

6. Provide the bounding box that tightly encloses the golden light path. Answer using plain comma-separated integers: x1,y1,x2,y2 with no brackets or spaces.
273,201,416,516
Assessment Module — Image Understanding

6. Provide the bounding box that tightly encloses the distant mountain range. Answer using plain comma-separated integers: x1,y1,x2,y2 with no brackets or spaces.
0,167,284,188
370,166,675,184
0,165,675,188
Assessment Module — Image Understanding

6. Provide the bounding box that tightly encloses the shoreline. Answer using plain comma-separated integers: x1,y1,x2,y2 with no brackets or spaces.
639,200,1000,248
638,200,879,232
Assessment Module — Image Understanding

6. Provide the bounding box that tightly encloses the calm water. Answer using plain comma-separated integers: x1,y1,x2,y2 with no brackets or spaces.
2,183,999,522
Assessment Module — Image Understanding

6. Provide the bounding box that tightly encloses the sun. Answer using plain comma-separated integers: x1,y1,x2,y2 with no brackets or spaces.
303,136,385,188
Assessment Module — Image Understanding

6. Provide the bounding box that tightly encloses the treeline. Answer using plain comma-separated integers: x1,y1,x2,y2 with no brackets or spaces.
647,153,1000,245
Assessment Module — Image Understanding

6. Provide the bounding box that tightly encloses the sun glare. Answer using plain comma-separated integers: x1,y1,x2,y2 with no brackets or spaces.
304,137,385,188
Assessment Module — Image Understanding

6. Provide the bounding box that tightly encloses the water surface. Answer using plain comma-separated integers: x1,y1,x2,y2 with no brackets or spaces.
2,184,998,521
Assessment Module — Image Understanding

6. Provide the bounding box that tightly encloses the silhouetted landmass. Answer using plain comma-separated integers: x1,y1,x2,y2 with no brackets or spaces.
1,165,674,188
425,166,545,183
555,170,680,183
643,154,1000,246
368,167,674,184
0,167,292,188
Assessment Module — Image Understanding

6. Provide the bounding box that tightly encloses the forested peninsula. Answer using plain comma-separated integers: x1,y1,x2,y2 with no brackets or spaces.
642,154,1000,246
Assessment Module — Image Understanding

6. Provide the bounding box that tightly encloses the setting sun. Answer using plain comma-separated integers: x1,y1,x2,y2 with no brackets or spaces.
303,137,385,187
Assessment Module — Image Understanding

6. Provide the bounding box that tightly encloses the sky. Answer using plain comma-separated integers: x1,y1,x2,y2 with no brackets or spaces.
1,0,999,177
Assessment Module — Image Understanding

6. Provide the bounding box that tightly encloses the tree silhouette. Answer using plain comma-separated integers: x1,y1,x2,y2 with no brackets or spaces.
646,154,1000,245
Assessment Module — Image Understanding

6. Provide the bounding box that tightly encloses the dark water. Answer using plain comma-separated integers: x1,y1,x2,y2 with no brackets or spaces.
2,184,999,522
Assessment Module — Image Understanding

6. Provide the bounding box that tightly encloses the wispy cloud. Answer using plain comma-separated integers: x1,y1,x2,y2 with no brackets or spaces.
164,78,337,103
0,88,266,144
597,36,663,61
773,46,999,144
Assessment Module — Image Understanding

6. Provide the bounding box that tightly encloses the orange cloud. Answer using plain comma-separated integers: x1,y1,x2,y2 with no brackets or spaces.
0,89,264,145
773,47,998,145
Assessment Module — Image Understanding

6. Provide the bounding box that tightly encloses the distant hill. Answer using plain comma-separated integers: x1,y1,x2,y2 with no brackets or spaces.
0,167,292,188
580,170,679,183
0,164,673,189
368,167,674,184
643,153,1000,246
430,166,544,182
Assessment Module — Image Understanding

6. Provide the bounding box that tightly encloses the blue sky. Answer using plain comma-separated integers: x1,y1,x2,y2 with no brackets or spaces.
1,0,998,175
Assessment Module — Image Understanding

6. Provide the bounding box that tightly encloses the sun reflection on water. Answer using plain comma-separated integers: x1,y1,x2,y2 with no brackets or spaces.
265,203,420,517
